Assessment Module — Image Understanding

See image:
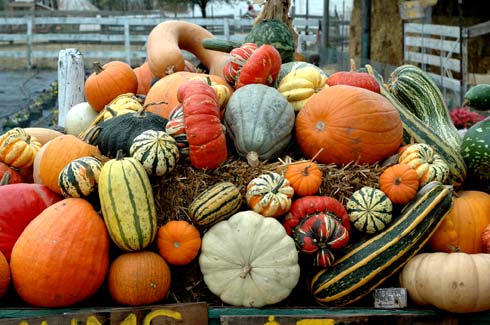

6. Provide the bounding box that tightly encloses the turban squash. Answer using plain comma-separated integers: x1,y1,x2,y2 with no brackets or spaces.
295,85,403,165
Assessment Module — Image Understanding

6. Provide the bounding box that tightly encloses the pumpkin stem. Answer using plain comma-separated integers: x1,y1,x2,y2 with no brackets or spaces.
350,58,357,72
0,171,11,186
239,264,252,279
141,100,168,113
115,149,125,160
93,61,104,74
246,151,260,167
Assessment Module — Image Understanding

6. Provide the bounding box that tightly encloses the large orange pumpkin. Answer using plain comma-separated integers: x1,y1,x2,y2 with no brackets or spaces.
108,251,171,306
10,198,110,307
429,190,490,254
144,71,232,119
295,85,403,165
33,135,101,195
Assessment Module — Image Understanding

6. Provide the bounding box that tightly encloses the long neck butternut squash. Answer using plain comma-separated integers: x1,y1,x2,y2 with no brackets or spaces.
146,20,230,80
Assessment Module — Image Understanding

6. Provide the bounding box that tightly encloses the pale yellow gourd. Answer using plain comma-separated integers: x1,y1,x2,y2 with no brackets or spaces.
199,210,300,307
399,252,490,313
277,67,327,111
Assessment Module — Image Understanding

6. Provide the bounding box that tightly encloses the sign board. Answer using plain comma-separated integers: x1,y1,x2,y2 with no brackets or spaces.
399,0,438,20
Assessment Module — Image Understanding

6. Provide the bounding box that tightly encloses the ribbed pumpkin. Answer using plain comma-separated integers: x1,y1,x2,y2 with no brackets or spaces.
165,105,189,155
33,134,101,195
428,190,490,254
129,129,180,177
398,143,450,187
346,186,393,234
295,85,403,165
157,220,202,266
84,61,138,112
379,163,420,205
144,71,232,120
10,198,110,307
58,156,104,198
0,127,42,169
0,251,10,299
284,160,323,197
224,84,295,165
98,151,157,251
188,181,242,228
108,251,171,306
246,172,294,218
0,183,62,261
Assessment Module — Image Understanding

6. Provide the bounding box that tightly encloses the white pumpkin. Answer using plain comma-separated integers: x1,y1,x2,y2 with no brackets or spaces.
199,210,300,307
65,102,98,136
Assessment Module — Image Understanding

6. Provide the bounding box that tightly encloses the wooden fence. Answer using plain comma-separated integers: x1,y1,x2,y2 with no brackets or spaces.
403,20,490,106
0,15,343,68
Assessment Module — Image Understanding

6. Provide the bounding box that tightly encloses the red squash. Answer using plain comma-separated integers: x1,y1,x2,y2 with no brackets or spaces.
0,161,25,184
0,183,62,261
179,79,227,169
326,59,380,93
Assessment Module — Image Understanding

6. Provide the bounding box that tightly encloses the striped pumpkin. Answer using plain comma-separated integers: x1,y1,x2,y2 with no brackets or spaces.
129,129,180,177
0,127,42,169
165,105,189,155
98,151,157,251
346,186,393,234
246,172,294,218
58,156,103,198
398,143,450,187
188,181,242,228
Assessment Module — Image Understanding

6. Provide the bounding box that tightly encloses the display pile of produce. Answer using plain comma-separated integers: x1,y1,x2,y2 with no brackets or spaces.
2,0,490,315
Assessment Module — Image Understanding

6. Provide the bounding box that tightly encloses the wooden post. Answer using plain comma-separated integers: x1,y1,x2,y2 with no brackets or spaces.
57,48,85,128
26,16,33,69
124,21,131,65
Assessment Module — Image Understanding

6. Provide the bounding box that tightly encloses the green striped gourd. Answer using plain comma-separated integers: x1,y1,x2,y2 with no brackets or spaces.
365,64,466,189
189,181,242,228
58,156,103,198
311,181,453,306
129,129,180,177
98,150,157,251
346,186,393,234
388,64,462,150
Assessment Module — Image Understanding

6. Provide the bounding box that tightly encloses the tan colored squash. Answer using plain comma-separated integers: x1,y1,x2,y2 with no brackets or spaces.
145,20,230,80
23,127,63,146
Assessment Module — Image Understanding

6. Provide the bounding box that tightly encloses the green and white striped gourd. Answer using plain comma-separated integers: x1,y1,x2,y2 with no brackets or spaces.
346,186,393,234
98,150,157,251
58,156,103,198
129,129,180,177
365,64,466,189
388,64,462,150
188,181,242,228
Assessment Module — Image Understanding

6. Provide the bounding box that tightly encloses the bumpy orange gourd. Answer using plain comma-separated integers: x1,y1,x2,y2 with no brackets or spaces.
295,85,403,165
379,163,419,205
0,251,9,299
429,190,490,253
84,61,138,112
284,160,323,197
10,198,110,307
33,134,101,195
157,220,202,265
108,251,171,306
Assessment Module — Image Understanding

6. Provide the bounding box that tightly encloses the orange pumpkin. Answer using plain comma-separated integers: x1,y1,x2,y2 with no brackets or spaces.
84,61,138,112
379,163,419,205
157,220,201,266
0,127,42,169
0,161,25,185
10,198,110,307
108,251,171,306
295,85,403,165
144,71,233,119
429,190,490,254
0,250,9,299
133,61,156,96
33,134,101,195
284,160,323,197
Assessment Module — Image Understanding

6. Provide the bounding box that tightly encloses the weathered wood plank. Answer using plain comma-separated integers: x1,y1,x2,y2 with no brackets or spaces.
404,51,460,72
404,35,460,53
404,23,460,38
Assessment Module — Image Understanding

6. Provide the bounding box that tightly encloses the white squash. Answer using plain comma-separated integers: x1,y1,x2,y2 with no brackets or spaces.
199,210,300,307
64,102,98,136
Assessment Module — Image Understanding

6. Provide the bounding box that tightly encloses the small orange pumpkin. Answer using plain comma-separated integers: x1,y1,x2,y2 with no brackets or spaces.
379,163,419,205
284,160,323,197
157,220,201,266
429,190,490,254
84,61,138,112
108,251,171,306
0,250,9,299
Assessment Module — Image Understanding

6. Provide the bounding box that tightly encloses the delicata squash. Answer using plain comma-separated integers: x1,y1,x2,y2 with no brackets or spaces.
146,20,230,80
